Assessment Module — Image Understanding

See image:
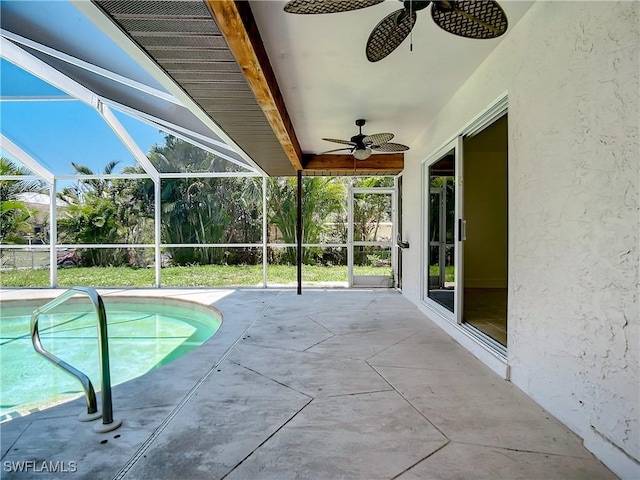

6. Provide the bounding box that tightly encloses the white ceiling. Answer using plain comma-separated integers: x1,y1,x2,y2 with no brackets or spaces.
250,0,533,157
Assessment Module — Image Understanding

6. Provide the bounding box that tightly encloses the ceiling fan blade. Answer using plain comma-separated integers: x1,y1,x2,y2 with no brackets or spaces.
366,9,417,62
431,1,508,39
321,147,353,154
363,132,394,145
284,0,385,15
371,142,409,152
322,137,356,146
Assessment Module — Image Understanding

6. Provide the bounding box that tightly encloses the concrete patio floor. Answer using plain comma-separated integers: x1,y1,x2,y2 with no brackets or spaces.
0,289,617,479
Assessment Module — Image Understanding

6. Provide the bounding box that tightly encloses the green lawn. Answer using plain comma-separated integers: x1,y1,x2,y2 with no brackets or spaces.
0,264,391,288
429,265,455,283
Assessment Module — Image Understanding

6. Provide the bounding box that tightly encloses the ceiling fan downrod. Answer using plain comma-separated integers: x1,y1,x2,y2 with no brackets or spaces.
400,0,430,51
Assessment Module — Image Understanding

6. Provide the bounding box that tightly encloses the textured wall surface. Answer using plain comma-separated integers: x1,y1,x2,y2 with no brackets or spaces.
401,2,639,477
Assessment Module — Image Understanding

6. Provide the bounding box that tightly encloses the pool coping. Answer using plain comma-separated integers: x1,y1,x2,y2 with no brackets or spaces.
0,291,225,423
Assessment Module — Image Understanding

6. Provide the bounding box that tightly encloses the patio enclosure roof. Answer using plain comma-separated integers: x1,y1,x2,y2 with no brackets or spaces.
1,0,533,179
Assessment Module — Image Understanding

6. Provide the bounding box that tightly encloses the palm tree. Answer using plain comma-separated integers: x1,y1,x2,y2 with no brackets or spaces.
0,157,43,243
57,161,128,266
57,161,120,204
267,177,345,264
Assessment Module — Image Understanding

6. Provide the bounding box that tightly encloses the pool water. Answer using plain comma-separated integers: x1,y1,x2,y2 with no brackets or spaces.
0,299,221,421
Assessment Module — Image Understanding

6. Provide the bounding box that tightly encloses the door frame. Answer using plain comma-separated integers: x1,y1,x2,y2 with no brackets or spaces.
348,186,396,288
421,136,464,322
395,175,403,291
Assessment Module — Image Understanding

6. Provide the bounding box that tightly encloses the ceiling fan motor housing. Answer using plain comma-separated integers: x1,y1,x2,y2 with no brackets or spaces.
403,0,431,12
350,134,367,149
352,119,368,150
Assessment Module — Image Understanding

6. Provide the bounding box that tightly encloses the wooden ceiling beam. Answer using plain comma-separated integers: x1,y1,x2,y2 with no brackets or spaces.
205,0,303,172
302,153,404,176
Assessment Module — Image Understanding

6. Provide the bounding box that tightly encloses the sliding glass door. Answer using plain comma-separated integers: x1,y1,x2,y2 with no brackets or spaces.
421,100,509,355
423,138,463,321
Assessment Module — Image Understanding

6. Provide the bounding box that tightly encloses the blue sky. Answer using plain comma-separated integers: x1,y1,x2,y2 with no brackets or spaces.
1,59,167,176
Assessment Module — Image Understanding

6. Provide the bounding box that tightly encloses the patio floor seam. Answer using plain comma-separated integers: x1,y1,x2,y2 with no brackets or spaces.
367,362,452,442
111,290,285,480
219,397,314,480
389,441,452,480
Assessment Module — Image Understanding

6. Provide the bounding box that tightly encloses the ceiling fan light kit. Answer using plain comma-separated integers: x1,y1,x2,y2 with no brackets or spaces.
353,147,373,160
284,0,509,62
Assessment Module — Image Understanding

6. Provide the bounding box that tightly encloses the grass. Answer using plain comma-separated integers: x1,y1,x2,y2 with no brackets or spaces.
429,265,455,283
0,264,391,288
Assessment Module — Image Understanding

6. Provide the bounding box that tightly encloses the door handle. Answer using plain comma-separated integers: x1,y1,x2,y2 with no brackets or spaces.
397,234,409,249
458,219,466,241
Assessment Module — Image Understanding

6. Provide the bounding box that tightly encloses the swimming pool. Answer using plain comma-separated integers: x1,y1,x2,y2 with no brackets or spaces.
0,297,221,421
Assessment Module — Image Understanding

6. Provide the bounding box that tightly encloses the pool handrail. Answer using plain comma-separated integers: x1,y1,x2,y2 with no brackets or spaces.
30,287,119,430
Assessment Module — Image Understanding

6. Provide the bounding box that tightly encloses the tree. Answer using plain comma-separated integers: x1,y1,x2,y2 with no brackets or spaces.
57,159,163,267
267,177,345,264
352,177,392,242
150,137,262,265
57,162,124,266
111,166,155,266
350,177,393,267
0,158,42,243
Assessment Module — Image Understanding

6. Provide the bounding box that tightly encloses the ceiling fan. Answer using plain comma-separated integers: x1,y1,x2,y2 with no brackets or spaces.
322,119,409,160
283,0,509,62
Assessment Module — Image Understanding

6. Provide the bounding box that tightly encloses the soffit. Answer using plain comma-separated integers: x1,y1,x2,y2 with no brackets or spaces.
93,0,297,176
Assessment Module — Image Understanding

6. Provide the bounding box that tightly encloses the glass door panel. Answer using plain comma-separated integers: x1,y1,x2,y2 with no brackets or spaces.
352,192,393,242
353,245,392,276
426,151,457,313
349,188,395,288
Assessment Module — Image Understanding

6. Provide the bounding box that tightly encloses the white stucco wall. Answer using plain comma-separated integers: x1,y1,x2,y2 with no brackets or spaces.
400,2,639,478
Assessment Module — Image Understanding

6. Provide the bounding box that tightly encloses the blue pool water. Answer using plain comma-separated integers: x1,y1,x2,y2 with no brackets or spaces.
0,298,221,421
